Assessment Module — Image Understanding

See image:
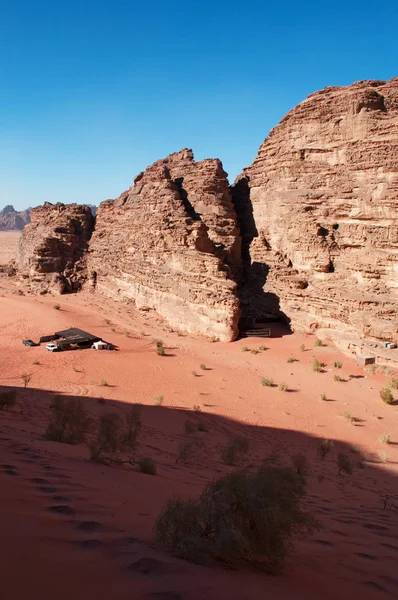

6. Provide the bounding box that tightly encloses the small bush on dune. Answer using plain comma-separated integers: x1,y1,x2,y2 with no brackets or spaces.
44,396,93,444
155,395,164,406
320,393,327,401
389,378,398,390
312,359,323,373
318,439,333,460
0,390,17,411
90,405,141,462
138,457,157,475
333,361,343,369
314,339,324,347
300,344,305,352
261,377,274,387
184,419,197,434
379,434,391,444
21,373,31,388
153,339,165,356
380,388,394,405
221,436,249,466
278,383,288,392
53,304,60,310
259,345,267,351
333,374,343,382
155,461,319,573
337,452,353,475
199,364,206,370
241,346,249,352
291,453,308,475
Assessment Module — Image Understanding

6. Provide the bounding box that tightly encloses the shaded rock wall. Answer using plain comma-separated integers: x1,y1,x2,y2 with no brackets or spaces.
17,202,94,293
87,150,241,341
234,78,398,343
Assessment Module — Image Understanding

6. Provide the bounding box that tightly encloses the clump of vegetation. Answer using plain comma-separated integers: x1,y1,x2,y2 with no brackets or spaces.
379,434,391,445
53,304,61,310
155,394,164,406
389,378,398,390
278,383,288,392
337,452,353,475
209,336,218,343
333,374,343,382
184,419,197,434
99,379,110,387
314,339,324,347
333,361,343,369
318,439,333,460
104,318,111,324
138,457,157,475
192,371,199,377
241,346,249,352
287,357,298,363
0,390,17,411
259,345,267,351
221,436,249,466
199,364,206,370
21,373,31,388
366,364,377,375
320,393,327,401
153,339,165,356
291,453,308,475
155,460,319,573
380,388,394,405
300,344,305,352
111,327,116,332
261,377,274,387
44,396,93,444
33,360,40,366
250,349,259,355
193,404,201,413
97,397,106,405
378,450,389,463
90,405,142,462
312,359,323,373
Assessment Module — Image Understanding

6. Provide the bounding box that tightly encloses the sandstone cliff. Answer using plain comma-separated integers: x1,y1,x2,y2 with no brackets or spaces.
87,150,241,341
234,78,398,344
17,202,94,293
0,205,31,230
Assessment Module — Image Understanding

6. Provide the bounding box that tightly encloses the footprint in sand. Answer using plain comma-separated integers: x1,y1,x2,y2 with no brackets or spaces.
75,539,103,550
363,581,387,593
355,552,376,560
1,465,19,476
363,523,389,532
31,477,50,485
314,539,334,547
75,520,104,533
38,486,58,494
129,557,166,575
48,505,75,516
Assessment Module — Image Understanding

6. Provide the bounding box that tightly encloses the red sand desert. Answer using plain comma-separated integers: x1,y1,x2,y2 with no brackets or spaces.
0,231,397,600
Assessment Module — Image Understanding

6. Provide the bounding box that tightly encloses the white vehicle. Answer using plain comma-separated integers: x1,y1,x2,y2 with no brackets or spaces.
46,343,61,352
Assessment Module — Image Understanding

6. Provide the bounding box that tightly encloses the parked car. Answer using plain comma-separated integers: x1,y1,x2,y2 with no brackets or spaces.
23,339,38,347
46,343,62,352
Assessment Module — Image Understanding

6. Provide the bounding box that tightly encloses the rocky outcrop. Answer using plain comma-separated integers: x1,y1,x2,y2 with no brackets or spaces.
17,202,94,294
87,150,241,341
234,78,398,344
0,205,31,230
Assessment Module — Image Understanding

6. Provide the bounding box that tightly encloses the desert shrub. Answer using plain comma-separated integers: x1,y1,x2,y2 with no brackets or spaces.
259,345,267,351
337,453,352,475
378,450,389,463
184,419,197,434
333,374,343,382
318,439,333,460
389,378,398,390
138,457,157,475
261,377,274,387
155,462,319,573
366,364,377,375
90,413,123,461
155,394,164,406
209,336,218,343
53,304,60,310
314,339,324,347
100,379,110,387
333,361,343,369
21,373,31,388
199,364,206,370
278,383,288,392
33,360,40,365
287,357,297,364
291,453,308,475
177,438,203,463
104,318,111,324
192,371,199,377
250,349,259,355
380,388,394,404
44,397,92,444
193,404,201,412
300,344,305,352
320,393,327,401
312,359,323,373
122,404,142,450
221,436,249,466
0,390,17,411
241,346,249,352
153,339,165,356
379,434,391,444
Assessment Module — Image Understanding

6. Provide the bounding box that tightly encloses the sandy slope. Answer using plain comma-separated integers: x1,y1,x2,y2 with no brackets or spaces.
0,231,21,265
0,273,397,600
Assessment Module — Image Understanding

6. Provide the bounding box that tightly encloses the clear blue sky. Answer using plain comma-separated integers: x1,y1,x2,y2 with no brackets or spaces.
1,0,397,210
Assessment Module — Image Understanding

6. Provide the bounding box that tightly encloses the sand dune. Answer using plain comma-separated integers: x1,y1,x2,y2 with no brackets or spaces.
0,273,397,599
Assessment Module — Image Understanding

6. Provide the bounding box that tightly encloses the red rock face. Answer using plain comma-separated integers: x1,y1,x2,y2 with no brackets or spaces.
87,150,241,341
234,78,398,344
17,202,94,294
0,205,31,230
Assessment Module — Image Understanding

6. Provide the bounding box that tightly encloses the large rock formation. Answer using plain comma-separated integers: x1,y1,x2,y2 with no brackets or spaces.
17,202,94,293
234,78,398,345
87,150,241,341
0,205,31,230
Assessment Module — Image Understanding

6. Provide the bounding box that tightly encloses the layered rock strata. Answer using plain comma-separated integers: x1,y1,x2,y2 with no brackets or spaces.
0,205,31,230
17,202,94,294
234,78,398,344
87,150,241,341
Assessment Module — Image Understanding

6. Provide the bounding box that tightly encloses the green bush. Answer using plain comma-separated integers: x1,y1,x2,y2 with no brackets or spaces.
155,461,319,573
53,304,60,310
0,390,17,411
138,457,157,475
44,396,93,444
380,388,394,404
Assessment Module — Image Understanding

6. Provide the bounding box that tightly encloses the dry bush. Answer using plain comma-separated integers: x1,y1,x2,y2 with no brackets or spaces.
221,436,249,466
291,453,308,475
389,378,398,390
0,390,17,411
300,344,305,352
278,383,288,392
314,339,324,347
184,419,197,434
320,393,327,401
155,461,319,573
153,339,165,356
333,361,343,369
261,377,273,387
155,394,164,406
379,434,391,444
380,388,394,405
44,396,93,444
53,304,60,310
318,439,333,460
241,346,249,352
200,364,206,370
333,374,343,382
138,457,157,475
337,452,353,475
90,405,141,462
312,359,323,373
21,373,31,388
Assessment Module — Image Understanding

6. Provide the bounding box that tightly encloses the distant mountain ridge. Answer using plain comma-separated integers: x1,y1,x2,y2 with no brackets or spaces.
0,205,31,231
